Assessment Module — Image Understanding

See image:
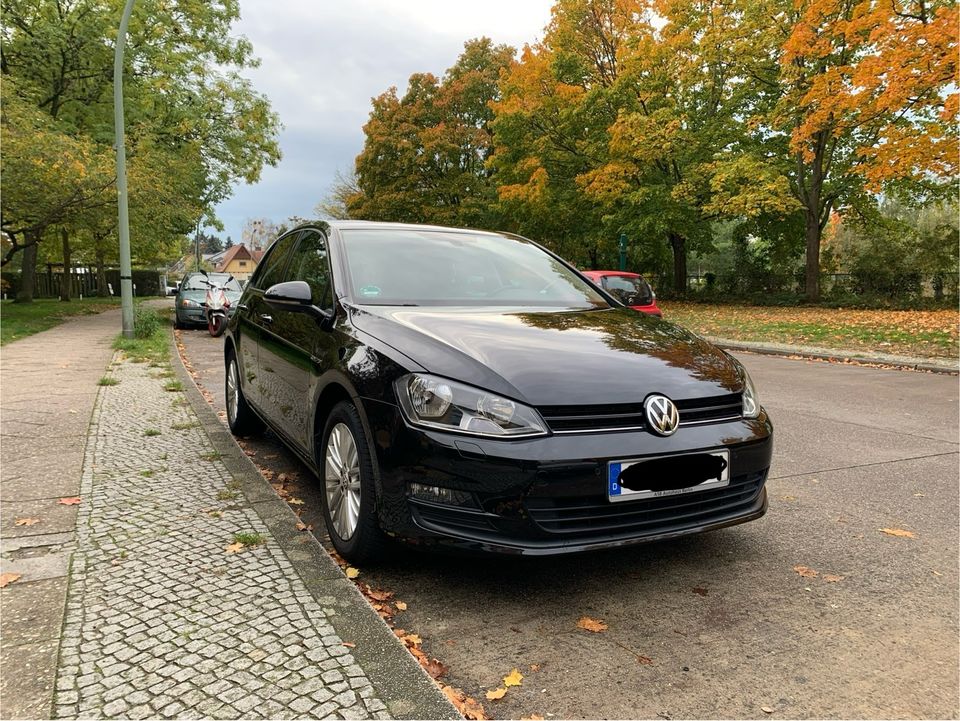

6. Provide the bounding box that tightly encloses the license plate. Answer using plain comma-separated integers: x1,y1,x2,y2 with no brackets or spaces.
608,450,730,502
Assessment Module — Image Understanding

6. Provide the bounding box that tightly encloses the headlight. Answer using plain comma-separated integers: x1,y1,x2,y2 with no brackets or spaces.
181,298,199,308
741,367,760,419
395,374,547,438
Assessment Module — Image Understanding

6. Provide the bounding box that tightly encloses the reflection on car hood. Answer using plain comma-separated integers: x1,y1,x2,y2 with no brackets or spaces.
178,289,242,302
349,305,742,406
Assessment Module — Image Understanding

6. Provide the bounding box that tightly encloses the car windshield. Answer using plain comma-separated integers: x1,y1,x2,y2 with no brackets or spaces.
602,274,653,306
183,274,241,292
340,229,608,308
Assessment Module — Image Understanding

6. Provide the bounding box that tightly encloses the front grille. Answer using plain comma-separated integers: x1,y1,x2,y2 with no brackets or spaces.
538,393,743,433
525,470,766,539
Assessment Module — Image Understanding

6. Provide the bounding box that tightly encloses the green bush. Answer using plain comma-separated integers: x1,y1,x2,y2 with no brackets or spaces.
133,305,161,339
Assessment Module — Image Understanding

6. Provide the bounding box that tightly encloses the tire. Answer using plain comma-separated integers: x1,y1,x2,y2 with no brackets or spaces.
225,349,263,436
209,313,227,337
173,314,182,330
319,401,386,564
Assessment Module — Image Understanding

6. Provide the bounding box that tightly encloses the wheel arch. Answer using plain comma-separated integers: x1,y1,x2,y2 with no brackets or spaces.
311,374,382,486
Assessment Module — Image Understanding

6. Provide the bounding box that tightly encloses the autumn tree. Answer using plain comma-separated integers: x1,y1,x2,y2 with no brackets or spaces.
709,0,958,300
349,38,514,229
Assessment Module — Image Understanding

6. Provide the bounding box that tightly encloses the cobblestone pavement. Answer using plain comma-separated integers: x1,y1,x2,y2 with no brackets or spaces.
53,353,392,720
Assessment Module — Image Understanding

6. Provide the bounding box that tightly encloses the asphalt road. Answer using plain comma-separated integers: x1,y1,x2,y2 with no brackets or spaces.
175,321,959,720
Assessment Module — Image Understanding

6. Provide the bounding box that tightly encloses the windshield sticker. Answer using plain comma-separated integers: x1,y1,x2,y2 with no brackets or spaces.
359,285,382,297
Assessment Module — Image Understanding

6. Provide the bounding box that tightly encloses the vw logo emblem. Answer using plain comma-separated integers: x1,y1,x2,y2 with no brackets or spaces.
644,394,679,436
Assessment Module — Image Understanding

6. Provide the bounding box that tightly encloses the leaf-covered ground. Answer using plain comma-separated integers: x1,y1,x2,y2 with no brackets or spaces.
661,302,959,359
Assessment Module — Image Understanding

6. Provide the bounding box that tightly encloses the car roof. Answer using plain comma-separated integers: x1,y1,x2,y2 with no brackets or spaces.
295,219,508,239
583,270,641,278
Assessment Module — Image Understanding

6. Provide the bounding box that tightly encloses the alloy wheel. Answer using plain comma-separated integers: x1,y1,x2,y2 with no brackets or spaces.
324,422,361,540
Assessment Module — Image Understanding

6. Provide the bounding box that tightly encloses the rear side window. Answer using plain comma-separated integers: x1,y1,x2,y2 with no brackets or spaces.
254,232,299,290
288,230,331,306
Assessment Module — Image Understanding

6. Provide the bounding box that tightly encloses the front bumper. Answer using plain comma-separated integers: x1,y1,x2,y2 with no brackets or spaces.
176,305,237,326
363,399,773,555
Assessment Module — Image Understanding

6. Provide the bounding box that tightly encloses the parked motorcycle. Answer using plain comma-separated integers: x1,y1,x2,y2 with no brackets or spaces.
200,271,234,338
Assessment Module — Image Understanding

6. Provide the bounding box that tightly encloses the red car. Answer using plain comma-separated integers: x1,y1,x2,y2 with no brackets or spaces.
582,271,662,317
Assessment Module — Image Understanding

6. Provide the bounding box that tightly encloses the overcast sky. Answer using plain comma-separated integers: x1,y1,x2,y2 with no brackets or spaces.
213,0,554,244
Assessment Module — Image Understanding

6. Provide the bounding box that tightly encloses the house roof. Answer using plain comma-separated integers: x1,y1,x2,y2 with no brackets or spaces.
215,244,258,272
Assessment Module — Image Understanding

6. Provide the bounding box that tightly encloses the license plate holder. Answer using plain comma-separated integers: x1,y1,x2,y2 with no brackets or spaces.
607,449,730,502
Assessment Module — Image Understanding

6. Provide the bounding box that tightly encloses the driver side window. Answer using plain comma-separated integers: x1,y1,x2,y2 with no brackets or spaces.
254,232,299,291
289,230,331,307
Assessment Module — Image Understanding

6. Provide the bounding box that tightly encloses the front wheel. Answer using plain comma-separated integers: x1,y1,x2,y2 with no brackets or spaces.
208,312,227,337
319,402,386,564
225,350,263,436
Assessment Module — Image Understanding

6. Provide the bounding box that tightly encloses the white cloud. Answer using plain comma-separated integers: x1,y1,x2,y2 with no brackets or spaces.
213,0,553,242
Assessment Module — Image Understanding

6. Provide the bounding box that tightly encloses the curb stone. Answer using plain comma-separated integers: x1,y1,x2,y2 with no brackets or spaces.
169,329,460,721
706,336,959,375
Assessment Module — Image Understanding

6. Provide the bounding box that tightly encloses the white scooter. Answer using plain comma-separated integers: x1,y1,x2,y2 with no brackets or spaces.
200,271,233,338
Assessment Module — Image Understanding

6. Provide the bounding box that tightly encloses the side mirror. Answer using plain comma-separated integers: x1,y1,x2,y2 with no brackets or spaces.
264,281,334,327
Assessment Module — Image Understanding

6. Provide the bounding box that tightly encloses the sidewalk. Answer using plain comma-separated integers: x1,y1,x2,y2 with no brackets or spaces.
1,311,456,720
705,336,959,374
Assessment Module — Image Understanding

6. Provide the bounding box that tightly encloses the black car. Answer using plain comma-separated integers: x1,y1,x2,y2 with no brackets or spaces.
224,221,773,562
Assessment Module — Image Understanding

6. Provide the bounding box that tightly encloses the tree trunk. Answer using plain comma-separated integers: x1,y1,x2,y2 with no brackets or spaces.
803,210,821,302
669,233,687,295
59,227,72,302
96,249,109,297
14,233,40,303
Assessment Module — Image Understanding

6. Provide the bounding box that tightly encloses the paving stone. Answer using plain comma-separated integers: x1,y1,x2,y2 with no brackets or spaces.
48,353,393,720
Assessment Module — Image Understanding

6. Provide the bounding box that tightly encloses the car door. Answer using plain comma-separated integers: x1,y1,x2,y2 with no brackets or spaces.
257,228,335,451
238,231,299,412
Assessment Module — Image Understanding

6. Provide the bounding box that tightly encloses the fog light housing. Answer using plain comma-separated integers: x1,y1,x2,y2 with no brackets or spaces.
407,482,477,507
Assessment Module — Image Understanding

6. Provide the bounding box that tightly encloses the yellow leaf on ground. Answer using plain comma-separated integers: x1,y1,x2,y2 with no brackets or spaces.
287,498,305,505
521,715,545,720
485,688,507,700
404,633,422,646
793,565,818,578
503,668,523,687
345,567,360,579
395,601,407,611
224,542,244,554
14,518,40,526
761,706,775,714
577,616,608,633
823,574,844,583
0,573,21,588
880,527,916,538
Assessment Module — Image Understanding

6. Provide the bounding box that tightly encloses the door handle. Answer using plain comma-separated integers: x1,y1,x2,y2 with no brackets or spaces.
259,313,273,324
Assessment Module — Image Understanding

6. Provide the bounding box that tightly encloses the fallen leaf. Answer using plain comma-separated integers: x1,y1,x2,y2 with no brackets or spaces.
423,657,448,680
932,570,943,577
341,642,356,648
224,542,244,554
367,587,394,602
503,668,523,687
577,616,608,633
295,522,313,532
395,600,408,611
521,716,545,720
403,633,422,646
14,518,40,527
880,527,916,538
485,688,507,700
345,567,360,579
277,473,289,482
823,574,844,583
442,685,488,720
761,706,775,714
58,497,81,505
913,493,925,497
287,498,305,505
692,586,709,596
793,565,818,578
0,573,21,588
529,663,541,672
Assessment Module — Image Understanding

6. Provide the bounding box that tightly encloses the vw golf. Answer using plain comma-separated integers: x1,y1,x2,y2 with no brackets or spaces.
223,221,773,562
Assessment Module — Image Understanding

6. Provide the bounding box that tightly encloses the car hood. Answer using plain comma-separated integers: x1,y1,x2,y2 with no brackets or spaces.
179,289,242,302
348,305,742,406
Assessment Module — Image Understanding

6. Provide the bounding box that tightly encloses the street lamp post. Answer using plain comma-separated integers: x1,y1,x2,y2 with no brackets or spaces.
618,233,628,272
113,0,137,338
